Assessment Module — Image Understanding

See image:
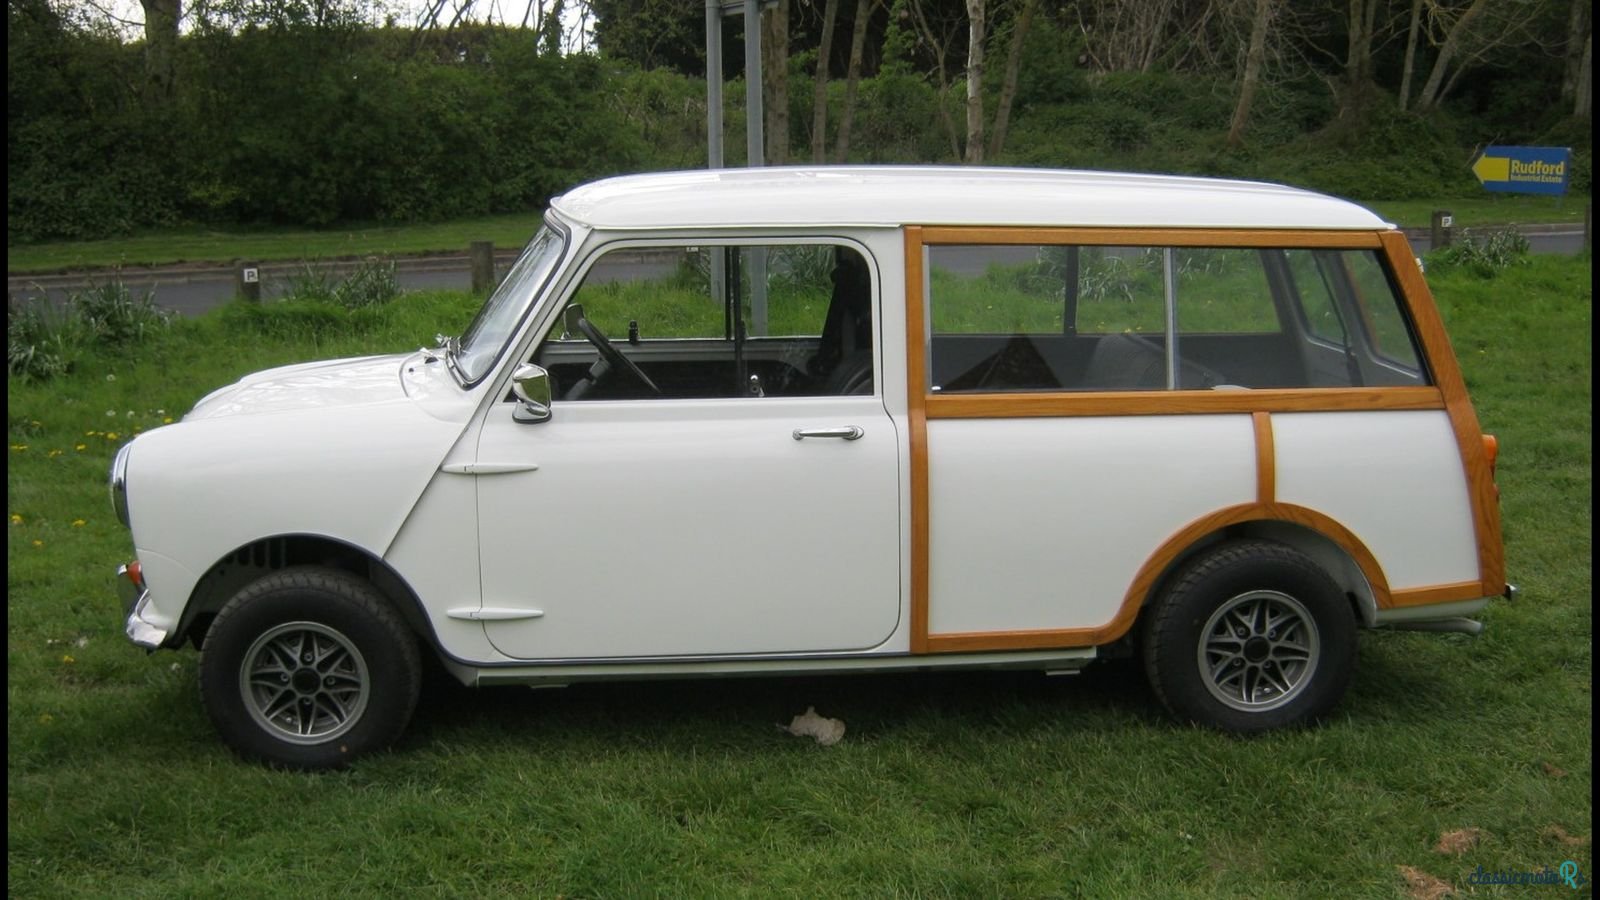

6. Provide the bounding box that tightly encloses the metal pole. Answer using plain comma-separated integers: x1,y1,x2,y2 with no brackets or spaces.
744,0,763,168
743,0,768,334
705,0,723,169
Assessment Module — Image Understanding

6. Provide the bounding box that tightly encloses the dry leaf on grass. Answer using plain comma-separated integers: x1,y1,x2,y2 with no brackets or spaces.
1434,827,1484,856
778,706,845,746
1541,761,1568,778
1541,825,1590,847
1397,865,1454,900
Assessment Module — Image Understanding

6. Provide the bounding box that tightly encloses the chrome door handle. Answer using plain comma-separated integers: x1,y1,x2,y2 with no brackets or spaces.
793,426,864,441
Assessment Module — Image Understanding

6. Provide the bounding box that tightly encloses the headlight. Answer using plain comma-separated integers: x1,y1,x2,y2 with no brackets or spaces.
109,442,132,528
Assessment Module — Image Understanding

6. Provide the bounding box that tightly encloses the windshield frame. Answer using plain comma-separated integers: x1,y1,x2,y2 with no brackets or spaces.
451,215,572,388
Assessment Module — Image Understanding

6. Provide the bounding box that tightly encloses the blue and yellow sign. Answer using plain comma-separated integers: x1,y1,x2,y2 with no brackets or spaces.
1471,146,1572,196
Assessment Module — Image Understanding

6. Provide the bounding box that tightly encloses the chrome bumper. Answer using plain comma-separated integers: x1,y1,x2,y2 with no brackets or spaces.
118,563,169,649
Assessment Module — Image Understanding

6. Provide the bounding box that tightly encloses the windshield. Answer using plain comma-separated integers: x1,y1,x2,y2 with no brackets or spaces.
453,224,567,384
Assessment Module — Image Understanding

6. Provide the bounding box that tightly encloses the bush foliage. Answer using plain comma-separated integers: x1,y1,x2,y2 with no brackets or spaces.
6,1,1591,244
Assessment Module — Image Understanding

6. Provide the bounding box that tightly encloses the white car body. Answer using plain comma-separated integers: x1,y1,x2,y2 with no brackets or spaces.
114,167,1509,764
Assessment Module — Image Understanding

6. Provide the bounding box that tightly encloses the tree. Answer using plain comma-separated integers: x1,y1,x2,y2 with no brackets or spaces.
140,0,180,102
1560,0,1590,117
833,0,877,160
1227,0,1275,147
1397,0,1424,111
811,0,842,161
963,0,986,162
985,0,1034,158
1412,0,1543,113
762,0,791,163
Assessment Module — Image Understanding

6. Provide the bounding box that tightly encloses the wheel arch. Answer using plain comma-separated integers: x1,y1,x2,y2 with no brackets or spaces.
1128,503,1388,637
177,534,439,652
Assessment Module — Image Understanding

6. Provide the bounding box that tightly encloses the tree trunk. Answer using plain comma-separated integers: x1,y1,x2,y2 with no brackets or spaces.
1227,0,1272,148
1398,0,1423,111
763,0,792,164
811,0,841,162
140,0,180,103
834,0,874,161
963,0,986,163
1562,0,1589,105
1336,0,1377,122
987,0,1036,159
1576,32,1592,119
1414,0,1492,112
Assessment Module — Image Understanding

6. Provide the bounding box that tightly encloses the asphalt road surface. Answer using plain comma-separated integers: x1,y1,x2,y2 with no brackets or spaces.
7,227,1587,318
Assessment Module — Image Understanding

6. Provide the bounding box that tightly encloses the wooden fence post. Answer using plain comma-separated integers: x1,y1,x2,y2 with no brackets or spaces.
470,241,496,294
237,261,261,302
1431,210,1453,249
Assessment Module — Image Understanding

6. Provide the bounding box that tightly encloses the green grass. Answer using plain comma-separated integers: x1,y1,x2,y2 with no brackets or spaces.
7,194,1589,275
1366,195,1590,229
7,257,1592,896
5,212,548,274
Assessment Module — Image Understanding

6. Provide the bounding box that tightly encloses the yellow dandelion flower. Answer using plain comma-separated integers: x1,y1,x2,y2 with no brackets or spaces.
61,655,75,664
105,432,119,441
71,519,87,527
163,417,174,424
48,449,62,458
38,714,53,725
32,540,44,547
10,444,27,452
10,514,22,525
75,444,88,452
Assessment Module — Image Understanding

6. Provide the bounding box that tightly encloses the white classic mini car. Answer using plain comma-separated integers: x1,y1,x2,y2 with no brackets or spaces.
113,167,1511,768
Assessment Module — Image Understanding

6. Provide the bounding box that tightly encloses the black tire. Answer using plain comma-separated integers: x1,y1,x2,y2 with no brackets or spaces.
199,567,421,769
1141,540,1356,732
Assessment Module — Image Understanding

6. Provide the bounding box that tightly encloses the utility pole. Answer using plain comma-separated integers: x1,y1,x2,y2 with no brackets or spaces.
705,0,777,333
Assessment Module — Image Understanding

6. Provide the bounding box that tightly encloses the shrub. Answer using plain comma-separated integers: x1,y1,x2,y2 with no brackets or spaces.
332,258,400,309
6,298,79,381
279,258,400,308
1428,227,1532,277
71,279,173,346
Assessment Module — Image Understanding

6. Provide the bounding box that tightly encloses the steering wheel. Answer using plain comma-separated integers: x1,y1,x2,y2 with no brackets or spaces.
568,314,663,399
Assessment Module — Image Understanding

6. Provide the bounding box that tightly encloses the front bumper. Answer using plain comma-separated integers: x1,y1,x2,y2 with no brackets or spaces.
119,562,169,649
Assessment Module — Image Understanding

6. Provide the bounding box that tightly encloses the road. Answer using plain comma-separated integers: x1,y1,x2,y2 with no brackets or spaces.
7,227,1587,318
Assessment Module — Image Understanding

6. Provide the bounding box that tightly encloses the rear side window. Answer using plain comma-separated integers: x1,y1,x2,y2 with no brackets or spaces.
925,243,1429,393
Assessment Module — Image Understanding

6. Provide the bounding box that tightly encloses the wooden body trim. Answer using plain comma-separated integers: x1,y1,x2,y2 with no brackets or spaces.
904,227,931,653
902,227,1502,655
924,387,1444,418
1253,412,1275,504
1378,231,1505,597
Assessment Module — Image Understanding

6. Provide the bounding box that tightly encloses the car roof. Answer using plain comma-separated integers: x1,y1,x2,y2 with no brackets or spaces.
549,166,1392,231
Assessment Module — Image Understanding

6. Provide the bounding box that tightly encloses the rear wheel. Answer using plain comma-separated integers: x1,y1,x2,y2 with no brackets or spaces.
200,567,421,769
1142,540,1356,732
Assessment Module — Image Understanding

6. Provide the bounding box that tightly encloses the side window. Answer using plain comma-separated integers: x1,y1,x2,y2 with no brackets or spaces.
926,242,1429,393
1283,249,1426,387
1344,251,1423,371
534,243,874,401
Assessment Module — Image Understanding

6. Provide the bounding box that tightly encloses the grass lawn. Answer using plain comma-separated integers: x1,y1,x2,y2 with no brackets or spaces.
6,255,1591,896
7,193,1589,275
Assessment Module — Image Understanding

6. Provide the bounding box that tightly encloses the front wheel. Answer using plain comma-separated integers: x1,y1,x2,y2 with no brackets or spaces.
200,567,421,769
1142,540,1357,732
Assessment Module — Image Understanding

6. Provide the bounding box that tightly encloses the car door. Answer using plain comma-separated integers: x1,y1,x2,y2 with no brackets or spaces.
470,240,901,660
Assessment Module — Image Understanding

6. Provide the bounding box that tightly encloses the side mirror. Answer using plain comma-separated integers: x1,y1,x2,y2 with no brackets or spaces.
511,363,553,424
